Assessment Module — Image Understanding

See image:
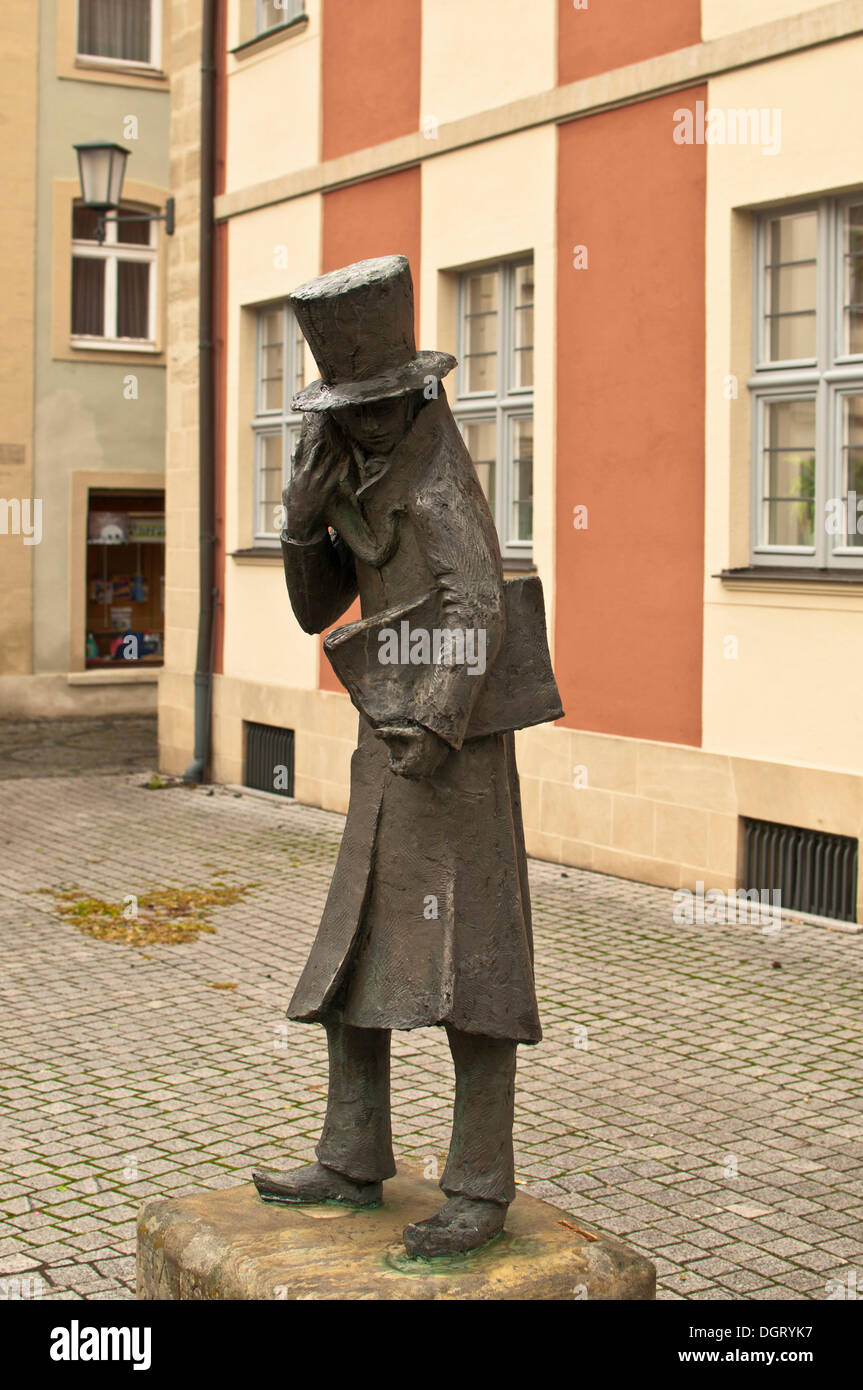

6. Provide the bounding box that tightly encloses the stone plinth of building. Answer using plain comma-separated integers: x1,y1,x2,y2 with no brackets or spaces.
137,1166,655,1301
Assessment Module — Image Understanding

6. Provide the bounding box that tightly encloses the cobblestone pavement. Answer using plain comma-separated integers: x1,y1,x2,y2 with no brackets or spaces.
0,717,157,780
0,756,861,1301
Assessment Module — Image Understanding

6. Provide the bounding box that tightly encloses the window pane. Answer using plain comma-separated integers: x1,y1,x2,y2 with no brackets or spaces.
258,0,298,34
71,257,105,336
841,394,863,548
512,263,534,389
117,207,151,245
257,432,284,536
294,317,306,396
764,211,817,361
462,419,496,516
510,416,533,544
72,204,101,242
117,260,150,338
843,204,863,356
463,272,498,393
78,0,152,63
761,399,816,547
259,309,284,411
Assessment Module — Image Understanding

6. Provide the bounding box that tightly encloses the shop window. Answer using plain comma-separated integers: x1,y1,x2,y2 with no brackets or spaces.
86,492,165,667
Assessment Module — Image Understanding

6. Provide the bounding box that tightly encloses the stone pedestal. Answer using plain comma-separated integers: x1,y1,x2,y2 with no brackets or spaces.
137,1166,655,1301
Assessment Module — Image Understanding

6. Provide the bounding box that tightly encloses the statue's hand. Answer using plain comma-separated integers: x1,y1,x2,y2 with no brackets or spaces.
283,414,343,542
374,725,449,780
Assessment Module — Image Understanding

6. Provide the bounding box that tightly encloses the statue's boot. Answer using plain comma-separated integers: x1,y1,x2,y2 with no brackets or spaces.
253,1160,382,1207
402,1194,506,1258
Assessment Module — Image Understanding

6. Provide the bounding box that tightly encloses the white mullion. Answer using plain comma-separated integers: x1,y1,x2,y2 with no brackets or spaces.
104,252,118,339
285,302,295,406
148,256,157,344
816,198,832,566
151,0,162,69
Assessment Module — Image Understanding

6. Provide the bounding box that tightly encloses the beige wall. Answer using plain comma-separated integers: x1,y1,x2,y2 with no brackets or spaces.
420,0,555,127
701,0,846,43
222,194,322,690
0,0,38,677
224,0,322,194
703,40,863,774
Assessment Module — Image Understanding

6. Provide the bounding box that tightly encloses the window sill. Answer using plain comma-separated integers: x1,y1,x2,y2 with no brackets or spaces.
231,546,282,562
718,565,863,591
74,56,166,81
502,554,536,574
68,668,160,686
70,337,159,353
231,15,309,60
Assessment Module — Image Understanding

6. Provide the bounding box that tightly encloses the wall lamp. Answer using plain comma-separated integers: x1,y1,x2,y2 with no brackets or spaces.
73,141,175,245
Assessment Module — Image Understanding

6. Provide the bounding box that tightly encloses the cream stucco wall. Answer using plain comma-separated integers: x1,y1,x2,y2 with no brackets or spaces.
420,125,557,644
224,0,321,195
702,39,863,773
701,0,848,43
421,0,556,127
222,194,322,691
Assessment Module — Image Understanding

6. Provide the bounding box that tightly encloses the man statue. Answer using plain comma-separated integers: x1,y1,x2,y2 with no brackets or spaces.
253,255,562,1258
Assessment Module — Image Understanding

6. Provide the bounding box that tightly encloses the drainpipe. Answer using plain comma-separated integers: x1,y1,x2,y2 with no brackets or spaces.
184,0,217,783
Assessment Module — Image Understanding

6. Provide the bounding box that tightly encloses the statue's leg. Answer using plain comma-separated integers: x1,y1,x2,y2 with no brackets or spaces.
403,1027,517,1257
254,1015,396,1207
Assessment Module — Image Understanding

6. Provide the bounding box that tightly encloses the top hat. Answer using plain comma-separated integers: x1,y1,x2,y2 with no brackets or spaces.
289,255,456,412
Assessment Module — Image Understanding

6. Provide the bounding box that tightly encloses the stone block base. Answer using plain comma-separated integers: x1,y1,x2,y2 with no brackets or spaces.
137,1166,655,1301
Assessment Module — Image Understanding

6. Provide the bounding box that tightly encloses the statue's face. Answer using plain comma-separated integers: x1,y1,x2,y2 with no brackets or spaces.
333,395,414,455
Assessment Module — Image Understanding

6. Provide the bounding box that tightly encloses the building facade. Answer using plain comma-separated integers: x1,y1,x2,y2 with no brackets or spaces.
160,0,863,923
0,0,171,717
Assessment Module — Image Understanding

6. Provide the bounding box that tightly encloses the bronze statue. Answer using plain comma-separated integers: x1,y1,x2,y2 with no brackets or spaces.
253,255,562,1258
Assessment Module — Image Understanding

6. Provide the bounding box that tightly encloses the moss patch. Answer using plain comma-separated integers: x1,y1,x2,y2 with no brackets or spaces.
44,883,249,946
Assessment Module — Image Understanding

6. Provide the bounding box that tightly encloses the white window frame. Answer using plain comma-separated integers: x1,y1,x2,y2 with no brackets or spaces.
255,0,303,37
70,204,158,350
252,301,306,544
75,0,162,73
453,258,534,558
749,195,863,569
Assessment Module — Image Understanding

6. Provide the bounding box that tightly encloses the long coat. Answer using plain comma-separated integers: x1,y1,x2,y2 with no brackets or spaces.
281,392,542,1044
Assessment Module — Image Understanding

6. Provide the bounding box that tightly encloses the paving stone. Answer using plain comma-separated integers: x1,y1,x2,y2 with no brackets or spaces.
1,735,861,1301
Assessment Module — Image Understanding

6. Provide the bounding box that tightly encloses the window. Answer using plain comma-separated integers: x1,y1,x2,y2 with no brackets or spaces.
252,303,307,541
255,0,304,37
71,202,157,346
77,0,160,69
751,197,863,567
453,259,534,557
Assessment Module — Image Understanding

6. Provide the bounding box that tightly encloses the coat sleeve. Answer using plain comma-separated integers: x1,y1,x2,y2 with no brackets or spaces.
279,411,358,634
409,463,505,750
280,529,358,635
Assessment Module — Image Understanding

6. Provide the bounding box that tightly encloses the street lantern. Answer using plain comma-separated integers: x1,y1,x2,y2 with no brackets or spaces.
73,139,174,245
74,141,130,213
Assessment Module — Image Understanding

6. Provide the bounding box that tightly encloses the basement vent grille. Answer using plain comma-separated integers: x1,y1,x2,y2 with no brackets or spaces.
743,816,858,924
244,721,294,798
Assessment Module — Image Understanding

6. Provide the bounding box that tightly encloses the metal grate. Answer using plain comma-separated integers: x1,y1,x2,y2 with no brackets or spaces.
743,816,858,924
244,721,294,798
